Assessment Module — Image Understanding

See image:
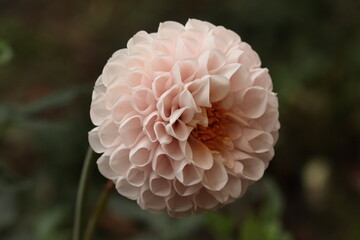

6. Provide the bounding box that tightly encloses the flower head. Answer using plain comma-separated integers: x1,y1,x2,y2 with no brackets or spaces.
89,19,280,217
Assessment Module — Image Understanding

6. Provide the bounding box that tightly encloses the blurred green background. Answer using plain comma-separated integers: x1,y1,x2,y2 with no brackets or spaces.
1,0,359,239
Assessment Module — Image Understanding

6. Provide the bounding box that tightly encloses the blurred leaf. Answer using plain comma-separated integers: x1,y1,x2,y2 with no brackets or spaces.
21,85,89,115
206,211,235,240
0,193,17,230
348,221,360,240
260,179,283,221
162,215,204,240
0,40,13,65
239,178,292,240
108,197,204,240
35,206,70,240
240,214,260,240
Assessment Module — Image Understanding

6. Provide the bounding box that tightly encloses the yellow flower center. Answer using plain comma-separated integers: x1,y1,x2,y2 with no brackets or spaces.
191,104,230,151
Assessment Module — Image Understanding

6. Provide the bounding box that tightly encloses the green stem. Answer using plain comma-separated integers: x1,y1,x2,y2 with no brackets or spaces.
73,147,95,240
83,180,114,240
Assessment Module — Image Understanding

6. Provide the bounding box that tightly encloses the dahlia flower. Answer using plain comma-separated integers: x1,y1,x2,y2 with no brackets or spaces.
89,19,279,217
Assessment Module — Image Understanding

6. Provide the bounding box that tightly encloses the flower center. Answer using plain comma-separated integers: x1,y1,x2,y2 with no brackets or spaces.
191,104,230,151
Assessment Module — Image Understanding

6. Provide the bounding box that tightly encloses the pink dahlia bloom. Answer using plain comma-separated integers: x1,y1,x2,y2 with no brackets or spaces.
89,19,280,217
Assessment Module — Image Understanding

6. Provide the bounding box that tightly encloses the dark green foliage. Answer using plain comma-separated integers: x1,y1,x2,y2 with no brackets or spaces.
0,0,359,239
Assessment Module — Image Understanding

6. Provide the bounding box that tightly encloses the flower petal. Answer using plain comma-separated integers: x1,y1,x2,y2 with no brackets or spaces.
237,86,268,119
152,148,176,180
188,136,213,170
202,161,228,191
194,188,218,209
149,173,172,197
129,136,153,167
174,180,202,196
138,188,166,211
176,163,203,186
88,128,105,153
115,177,141,200
97,152,117,180
166,194,193,212
109,145,131,176
119,115,143,147
209,75,230,102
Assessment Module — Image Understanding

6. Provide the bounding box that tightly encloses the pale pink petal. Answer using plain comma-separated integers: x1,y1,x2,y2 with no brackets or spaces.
153,39,174,55
197,49,226,76
241,157,265,181
90,92,110,125
209,75,230,102
186,77,211,107
207,189,229,204
185,19,215,33
227,123,243,140
218,92,235,110
257,147,275,162
130,88,156,115
143,111,158,142
202,161,228,191
175,37,199,60
210,26,241,47
158,21,184,33
201,34,228,53
166,194,193,212
129,136,153,167
109,145,131,176
251,68,273,90
118,115,143,147
152,148,176,179
178,140,193,160
151,55,174,72
125,70,150,88
152,73,173,99
88,128,105,153
138,188,166,210
248,131,274,154
111,96,136,124
255,105,279,132
219,149,235,169
172,59,198,84
97,152,117,180
237,86,268,119
178,89,201,116
156,85,180,121
101,64,126,87
149,173,172,197
105,84,131,109
93,76,106,94
225,48,244,64
194,188,218,209
188,136,213,170
238,42,261,68
126,166,148,187
127,31,153,47
228,64,252,92
166,120,192,141
235,128,274,154
174,180,202,196
227,175,242,198
216,63,241,79
162,138,185,160
116,177,141,200
176,163,203,186
154,122,172,145
98,119,121,148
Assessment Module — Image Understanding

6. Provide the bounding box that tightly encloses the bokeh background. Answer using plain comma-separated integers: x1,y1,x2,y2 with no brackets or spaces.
1,0,360,239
